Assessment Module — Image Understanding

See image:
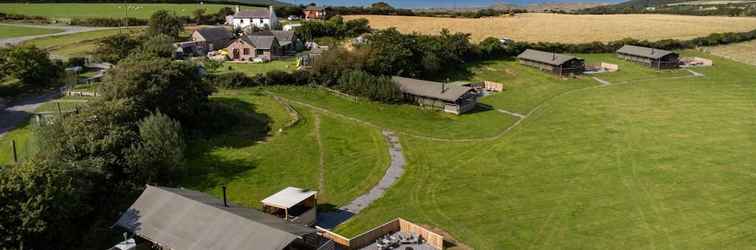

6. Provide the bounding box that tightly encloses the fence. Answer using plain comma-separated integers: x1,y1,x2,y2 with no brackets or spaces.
317,218,444,250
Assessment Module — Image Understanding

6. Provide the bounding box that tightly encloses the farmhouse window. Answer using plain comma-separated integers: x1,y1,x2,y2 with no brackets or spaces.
243,48,250,55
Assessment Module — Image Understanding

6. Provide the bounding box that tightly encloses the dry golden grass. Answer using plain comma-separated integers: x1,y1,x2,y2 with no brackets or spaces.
706,40,756,65
345,13,756,43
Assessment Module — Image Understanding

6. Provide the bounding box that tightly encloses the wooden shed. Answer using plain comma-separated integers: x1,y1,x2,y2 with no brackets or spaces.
261,187,318,226
517,49,585,76
616,45,680,69
392,76,479,115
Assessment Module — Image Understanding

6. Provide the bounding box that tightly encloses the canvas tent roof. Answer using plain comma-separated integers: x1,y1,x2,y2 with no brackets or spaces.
392,76,475,103
617,45,676,60
235,9,272,19
517,49,580,66
114,185,315,250
262,187,317,209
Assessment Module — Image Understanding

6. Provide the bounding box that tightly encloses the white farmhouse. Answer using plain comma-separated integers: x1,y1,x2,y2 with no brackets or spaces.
229,6,279,30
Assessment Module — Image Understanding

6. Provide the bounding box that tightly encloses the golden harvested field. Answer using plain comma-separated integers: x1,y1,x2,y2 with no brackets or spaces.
706,40,756,65
345,13,756,43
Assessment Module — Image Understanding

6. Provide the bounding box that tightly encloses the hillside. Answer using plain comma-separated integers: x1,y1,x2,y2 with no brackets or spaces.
0,0,291,7
580,0,756,14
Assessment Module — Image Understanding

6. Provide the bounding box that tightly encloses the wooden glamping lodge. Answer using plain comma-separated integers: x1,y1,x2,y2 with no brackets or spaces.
114,186,329,250
392,76,479,115
517,49,585,76
616,45,680,69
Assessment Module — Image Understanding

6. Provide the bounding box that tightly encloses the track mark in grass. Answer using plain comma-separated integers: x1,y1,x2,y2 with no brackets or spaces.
592,77,611,86
686,69,705,77
497,109,526,118
314,114,325,193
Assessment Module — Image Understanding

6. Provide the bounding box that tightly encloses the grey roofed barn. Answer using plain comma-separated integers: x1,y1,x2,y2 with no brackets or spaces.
392,76,476,103
616,45,676,59
194,27,234,48
517,49,580,66
114,185,316,250
252,30,295,47
242,35,278,49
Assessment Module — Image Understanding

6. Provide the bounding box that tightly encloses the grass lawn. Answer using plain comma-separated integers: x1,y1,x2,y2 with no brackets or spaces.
0,122,33,166
0,3,262,19
327,52,756,249
0,24,63,39
21,28,138,58
33,100,86,113
218,58,298,76
182,89,391,209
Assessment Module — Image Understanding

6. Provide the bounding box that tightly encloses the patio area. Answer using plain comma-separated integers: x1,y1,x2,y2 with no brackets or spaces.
359,231,437,250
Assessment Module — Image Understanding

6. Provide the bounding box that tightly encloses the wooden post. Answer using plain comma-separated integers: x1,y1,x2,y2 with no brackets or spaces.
11,140,18,164
57,102,62,115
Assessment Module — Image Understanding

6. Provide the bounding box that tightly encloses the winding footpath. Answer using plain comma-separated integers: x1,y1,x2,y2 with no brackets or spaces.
0,23,113,47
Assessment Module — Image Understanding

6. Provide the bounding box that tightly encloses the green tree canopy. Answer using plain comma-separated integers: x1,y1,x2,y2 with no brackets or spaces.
147,10,184,39
0,46,62,86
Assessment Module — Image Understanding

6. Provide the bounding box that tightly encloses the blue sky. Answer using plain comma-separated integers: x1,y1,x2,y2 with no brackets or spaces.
282,0,619,8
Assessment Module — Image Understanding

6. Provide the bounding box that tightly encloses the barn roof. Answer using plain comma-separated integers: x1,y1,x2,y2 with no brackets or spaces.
242,35,278,49
517,49,581,66
392,76,475,103
617,45,676,60
235,9,271,19
195,27,234,42
114,185,315,250
252,30,295,46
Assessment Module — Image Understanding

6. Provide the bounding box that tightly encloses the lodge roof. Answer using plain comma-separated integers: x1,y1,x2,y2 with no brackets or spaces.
616,45,677,60
305,6,325,11
114,185,315,250
261,187,317,209
517,49,581,66
392,76,476,103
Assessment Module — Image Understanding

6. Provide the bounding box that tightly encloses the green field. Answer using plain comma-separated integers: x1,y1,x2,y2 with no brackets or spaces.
0,24,63,39
181,90,391,208
0,3,263,19
255,52,756,249
218,58,299,76
21,28,138,58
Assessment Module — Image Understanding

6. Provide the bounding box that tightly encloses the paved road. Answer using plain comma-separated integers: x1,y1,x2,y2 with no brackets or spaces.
0,90,62,138
0,23,113,47
317,130,407,229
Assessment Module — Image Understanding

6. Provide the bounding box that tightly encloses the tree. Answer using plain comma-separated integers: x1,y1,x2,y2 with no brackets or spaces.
126,111,185,185
99,57,213,125
139,33,175,58
92,33,141,63
370,2,395,10
192,8,207,24
0,46,62,87
147,10,184,39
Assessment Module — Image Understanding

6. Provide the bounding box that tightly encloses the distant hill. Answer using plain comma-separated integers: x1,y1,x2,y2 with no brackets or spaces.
0,0,293,7
579,0,756,14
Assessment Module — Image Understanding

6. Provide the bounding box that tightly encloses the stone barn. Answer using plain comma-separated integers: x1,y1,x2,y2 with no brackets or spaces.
616,45,680,69
517,49,585,76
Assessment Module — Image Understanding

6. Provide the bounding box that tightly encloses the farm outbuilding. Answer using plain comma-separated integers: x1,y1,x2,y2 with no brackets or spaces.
517,49,585,76
392,76,479,115
616,45,680,69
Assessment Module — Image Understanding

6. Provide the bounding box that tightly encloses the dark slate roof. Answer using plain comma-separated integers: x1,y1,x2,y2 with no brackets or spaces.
114,185,315,250
235,9,272,19
517,49,580,66
617,45,676,60
195,27,234,44
242,35,278,50
251,30,295,45
392,76,476,103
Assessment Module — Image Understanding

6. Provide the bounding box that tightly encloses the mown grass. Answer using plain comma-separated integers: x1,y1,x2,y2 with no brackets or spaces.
22,28,138,58
331,52,756,249
0,122,33,166
0,3,259,19
218,58,298,76
182,90,392,208
0,24,62,39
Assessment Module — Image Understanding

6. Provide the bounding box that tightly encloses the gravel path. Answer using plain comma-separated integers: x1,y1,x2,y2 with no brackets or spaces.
0,90,62,138
0,23,113,47
317,130,406,229
314,114,326,193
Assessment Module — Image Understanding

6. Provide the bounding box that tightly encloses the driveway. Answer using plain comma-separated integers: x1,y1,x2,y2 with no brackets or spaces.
0,23,114,47
0,89,62,138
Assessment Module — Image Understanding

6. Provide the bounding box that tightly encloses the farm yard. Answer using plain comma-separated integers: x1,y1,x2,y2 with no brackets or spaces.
345,13,756,43
0,24,62,39
0,3,261,19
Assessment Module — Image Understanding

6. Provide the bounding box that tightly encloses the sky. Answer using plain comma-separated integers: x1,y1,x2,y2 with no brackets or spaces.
282,0,619,8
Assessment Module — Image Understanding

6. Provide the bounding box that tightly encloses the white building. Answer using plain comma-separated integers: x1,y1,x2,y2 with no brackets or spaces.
229,6,279,30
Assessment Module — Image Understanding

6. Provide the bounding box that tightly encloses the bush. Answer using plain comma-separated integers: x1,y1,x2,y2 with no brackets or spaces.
336,70,402,103
126,111,185,185
0,12,50,24
210,72,253,89
66,57,87,67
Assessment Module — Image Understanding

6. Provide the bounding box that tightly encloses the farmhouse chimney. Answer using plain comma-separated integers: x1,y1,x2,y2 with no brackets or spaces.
222,186,229,207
